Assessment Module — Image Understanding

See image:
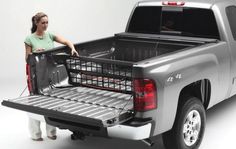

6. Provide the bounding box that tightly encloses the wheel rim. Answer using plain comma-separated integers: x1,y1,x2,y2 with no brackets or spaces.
183,110,201,146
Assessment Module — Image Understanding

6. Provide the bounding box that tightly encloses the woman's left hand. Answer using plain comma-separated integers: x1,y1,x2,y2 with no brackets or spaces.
71,49,79,57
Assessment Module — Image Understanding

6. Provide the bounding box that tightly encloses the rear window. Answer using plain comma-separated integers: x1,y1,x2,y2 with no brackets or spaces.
127,6,220,39
226,6,236,40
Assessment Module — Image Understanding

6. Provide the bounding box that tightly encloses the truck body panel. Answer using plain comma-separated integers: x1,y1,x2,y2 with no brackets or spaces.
133,41,230,134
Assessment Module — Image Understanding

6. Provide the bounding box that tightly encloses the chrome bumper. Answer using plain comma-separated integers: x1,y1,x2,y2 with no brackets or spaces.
107,123,152,140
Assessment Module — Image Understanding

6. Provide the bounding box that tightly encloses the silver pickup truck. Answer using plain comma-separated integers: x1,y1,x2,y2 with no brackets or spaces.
2,0,236,149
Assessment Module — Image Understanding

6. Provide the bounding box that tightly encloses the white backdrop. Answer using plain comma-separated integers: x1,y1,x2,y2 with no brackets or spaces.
0,0,139,83
0,1,236,149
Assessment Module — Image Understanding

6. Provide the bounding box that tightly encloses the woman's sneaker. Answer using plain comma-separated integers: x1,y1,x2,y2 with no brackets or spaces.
32,138,43,141
47,135,57,140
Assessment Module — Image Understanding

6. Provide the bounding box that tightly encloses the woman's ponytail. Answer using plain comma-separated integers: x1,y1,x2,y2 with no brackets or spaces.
31,16,37,33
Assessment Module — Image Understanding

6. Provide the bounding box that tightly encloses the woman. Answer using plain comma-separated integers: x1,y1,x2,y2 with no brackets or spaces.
24,12,79,141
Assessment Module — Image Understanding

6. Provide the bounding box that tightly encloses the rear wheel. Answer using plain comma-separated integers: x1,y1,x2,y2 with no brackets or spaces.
162,96,206,149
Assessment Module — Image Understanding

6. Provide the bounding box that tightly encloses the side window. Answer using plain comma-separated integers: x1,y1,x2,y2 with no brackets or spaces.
226,6,236,40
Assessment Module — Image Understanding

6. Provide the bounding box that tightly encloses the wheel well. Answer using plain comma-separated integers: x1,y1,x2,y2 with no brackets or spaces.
179,79,211,109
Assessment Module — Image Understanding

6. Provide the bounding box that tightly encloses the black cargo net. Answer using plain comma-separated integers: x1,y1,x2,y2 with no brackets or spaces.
66,56,133,94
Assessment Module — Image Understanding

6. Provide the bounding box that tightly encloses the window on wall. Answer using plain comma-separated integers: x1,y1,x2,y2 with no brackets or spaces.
226,6,236,40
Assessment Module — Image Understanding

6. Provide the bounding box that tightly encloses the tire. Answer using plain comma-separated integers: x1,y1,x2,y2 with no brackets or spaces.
162,96,206,149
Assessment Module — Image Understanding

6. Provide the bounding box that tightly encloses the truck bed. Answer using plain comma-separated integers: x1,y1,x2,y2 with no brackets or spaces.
78,33,204,63
2,33,214,136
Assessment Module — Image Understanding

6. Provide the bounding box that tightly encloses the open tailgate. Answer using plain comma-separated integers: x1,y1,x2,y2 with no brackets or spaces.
1,86,134,127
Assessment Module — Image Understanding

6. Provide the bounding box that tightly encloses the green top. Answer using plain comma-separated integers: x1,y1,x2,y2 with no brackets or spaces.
24,32,55,52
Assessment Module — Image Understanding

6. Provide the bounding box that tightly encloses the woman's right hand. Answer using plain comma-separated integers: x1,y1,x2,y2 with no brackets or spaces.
71,48,79,57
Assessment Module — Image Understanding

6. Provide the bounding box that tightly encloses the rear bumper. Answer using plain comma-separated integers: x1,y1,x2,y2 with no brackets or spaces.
45,116,153,140
28,112,152,140
107,123,152,140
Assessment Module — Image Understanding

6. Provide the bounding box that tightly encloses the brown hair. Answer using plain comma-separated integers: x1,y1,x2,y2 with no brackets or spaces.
31,12,48,33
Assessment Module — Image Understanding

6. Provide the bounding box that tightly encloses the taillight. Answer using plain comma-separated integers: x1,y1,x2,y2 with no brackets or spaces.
162,1,185,6
26,64,32,93
133,79,157,112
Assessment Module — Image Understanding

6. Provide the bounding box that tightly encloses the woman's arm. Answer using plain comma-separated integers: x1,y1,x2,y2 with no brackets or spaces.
25,44,32,63
54,35,79,56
